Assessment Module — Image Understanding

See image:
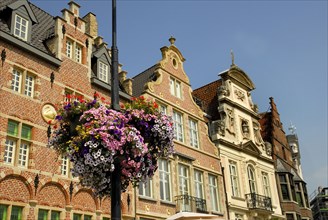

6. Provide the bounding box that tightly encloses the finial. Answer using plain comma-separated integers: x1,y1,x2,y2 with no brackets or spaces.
289,122,297,134
169,36,176,45
230,49,235,66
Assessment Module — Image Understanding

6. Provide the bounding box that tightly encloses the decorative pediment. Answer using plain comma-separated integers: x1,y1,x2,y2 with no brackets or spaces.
92,46,111,64
241,140,262,156
159,37,189,84
221,65,255,91
8,0,38,24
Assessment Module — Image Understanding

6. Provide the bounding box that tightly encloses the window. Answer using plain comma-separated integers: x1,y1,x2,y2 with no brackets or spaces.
279,174,290,200
5,120,31,168
262,172,271,197
73,213,82,220
84,215,92,220
160,104,167,114
64,89,84,103
66,38,83,63
66,40,72,58
75,44,82,63
295,182,304,207
189,119,199,148
61,156,69,176
51,211,60,220
178,164,190,195
159,159,171,201
286,213,294,220
247,165,256,193
14,14,28,41
229,162,240,197
11,69,35,98
173,111,184,142
1,205,27,220
139,178,152,198
194,170,204,199
38,209,48,220
99,61,109,83
209,174,220,212
170,78,181,98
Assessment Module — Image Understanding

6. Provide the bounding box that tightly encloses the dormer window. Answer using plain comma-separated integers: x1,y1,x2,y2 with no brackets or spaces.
14,14,28,41
99,61,109,83
170,77,181,98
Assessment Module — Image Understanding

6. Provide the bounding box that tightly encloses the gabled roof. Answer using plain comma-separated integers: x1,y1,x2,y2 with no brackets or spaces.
192,80,222,120
220,64,255,91
0,0,56,54
132,64,158,97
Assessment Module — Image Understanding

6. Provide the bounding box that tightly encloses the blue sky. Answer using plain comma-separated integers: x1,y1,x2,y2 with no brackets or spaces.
31,0,327,195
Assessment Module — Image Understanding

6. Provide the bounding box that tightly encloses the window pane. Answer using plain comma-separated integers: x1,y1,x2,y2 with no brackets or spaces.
4,139,16,164
61,156,68,176
73,214,82,220
173,111,184,142
159,159,171,201
12,69,21,92
75,45,82,63
194,170,204,199
38,209,48,220
18,142,29,167
11,206,23,220
21,124,32,139
189,119,199,148
84,215,92,220
175,81,181,98
0,204,8,220
24,74,34,97
209,175,219,212
178,164,189,195
51,211,60,220
14,15,28,40
7,120,19,136
139,178,152,197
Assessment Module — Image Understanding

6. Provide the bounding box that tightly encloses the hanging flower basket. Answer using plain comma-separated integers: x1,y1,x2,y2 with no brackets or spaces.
49,95,174,196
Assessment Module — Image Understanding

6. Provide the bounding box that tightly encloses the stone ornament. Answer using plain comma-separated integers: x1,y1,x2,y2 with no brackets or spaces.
41,104,57,124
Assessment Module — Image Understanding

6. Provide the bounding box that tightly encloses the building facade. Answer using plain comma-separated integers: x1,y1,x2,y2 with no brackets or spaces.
310,187,328,220
132,37,227,220
260,98,313,220
0,1,133,219
192,63,284,220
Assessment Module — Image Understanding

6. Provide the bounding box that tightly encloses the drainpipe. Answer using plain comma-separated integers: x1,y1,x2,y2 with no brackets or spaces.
221,163,230,220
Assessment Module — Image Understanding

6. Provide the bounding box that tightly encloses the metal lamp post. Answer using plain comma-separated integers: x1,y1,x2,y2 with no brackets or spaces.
110,0,122,219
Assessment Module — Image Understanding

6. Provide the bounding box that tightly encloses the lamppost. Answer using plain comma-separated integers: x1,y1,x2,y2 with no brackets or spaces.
110,0,121,219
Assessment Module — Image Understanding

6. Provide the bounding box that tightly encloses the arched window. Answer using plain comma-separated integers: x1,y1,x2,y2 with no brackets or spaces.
247,165,256,193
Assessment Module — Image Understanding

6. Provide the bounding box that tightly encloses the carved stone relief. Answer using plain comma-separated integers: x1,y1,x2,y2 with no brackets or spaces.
240,119,250,139
234,87,246,102
253,121,264,147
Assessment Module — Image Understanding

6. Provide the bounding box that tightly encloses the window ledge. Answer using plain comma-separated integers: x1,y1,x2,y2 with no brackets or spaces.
160,200,176,206
210,211,224,216
231,196,245,201
138,196,157,203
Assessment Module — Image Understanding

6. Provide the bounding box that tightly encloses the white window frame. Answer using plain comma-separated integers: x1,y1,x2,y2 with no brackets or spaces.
159,159,172,201
14,14,28,41
209,174,220,212
99,61,109,83
178,164,190,196
11,68,35,98
262,172,271,197
247,165,257,193
4,120,31,168
12,69,22,93
61,156,69,176
75,44,82,63
173,110,184,142
66,40,73,58
138,178,152,198
194,170,204,199
189,119,199,148
170,78,181,98
24,74,35,97
229,161,240,197
159,104,167,114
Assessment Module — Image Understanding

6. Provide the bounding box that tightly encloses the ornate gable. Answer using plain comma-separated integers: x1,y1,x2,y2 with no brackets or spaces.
159,36,189,84
241,140,262,156
221,64,255,91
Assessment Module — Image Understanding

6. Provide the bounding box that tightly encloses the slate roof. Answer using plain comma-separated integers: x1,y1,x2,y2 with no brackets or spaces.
192,80,222,120
0,0,55,55
132,64,158,97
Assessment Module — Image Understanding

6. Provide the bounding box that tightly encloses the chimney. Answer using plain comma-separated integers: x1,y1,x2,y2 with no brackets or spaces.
68,1,80,17
83,12,98,38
